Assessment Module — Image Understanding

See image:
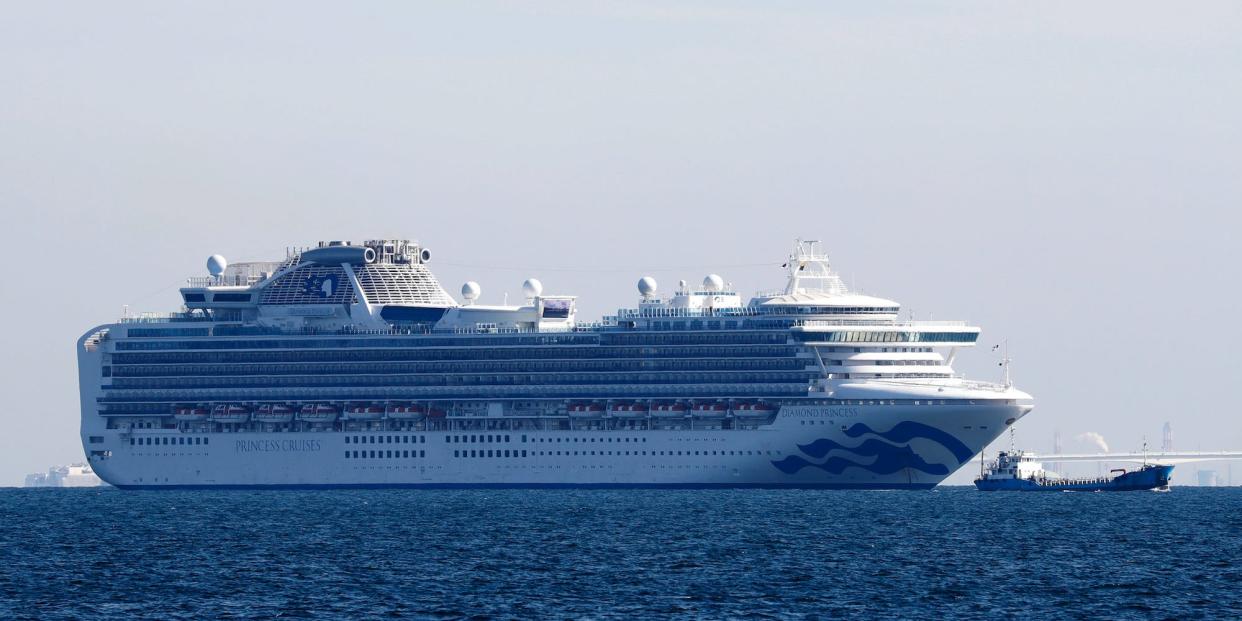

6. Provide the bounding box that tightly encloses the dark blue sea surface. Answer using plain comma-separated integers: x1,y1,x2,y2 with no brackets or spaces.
1,487,1239,620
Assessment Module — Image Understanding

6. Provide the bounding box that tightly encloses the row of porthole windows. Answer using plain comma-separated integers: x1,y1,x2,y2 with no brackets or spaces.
532,450,777,457
532,436,648,444
345,435,426,445
346,450,426,459
447,434,512,444
130,436,208,446
454,449,528,458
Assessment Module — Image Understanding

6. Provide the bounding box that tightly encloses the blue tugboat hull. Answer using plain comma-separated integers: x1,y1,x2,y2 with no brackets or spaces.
975,465,1174,491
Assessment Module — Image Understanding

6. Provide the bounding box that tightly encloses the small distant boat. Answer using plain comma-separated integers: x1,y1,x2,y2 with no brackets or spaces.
975,450,1174,492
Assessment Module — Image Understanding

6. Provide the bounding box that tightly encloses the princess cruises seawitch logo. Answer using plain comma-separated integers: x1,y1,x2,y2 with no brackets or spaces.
771,421,973,476
301,274,339,298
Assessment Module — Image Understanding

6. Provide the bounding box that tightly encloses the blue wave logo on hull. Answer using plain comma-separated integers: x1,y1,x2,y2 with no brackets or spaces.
772,421,972,476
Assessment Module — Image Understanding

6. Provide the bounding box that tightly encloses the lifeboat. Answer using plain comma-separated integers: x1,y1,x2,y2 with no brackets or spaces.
211,404,252,423
254,404,295,424
608,403,649,419
650,403,688,419
345,403,386,421
733,403,777,421
387,403,426,421
426,406,448,419
691,403,728,420
173,405,209,422
298,404,339,423
568,403,606,419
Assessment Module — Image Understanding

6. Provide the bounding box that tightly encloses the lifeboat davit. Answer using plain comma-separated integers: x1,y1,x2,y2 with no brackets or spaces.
299,404,339,423
608,403,649,419
650,403,688,419
425,407,447,419
733,403,777,421
691,403,728,420
173,405,209,422
211,404,252,423
345,403,386,421
254,404,295,424
387,403,426,421
568,403,606,419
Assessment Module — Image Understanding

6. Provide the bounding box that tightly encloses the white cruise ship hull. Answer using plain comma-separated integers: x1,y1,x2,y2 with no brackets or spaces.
83,402,1027,490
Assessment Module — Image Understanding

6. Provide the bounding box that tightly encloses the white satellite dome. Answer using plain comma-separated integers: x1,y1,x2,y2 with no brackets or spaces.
703,274,724,292
207,255,228,277
522,278,544,299
637,276,658,297
461,281,481,304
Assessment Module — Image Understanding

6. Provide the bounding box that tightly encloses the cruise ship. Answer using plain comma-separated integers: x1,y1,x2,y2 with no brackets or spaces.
77,238,1033,489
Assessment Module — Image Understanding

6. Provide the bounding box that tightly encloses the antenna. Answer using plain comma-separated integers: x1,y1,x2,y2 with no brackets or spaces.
998,339,1013,388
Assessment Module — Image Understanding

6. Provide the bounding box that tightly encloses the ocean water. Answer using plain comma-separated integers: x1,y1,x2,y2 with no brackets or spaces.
0,487,1238,620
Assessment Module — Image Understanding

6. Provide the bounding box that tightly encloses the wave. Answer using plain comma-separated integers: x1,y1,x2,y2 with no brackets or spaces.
770,421,972,476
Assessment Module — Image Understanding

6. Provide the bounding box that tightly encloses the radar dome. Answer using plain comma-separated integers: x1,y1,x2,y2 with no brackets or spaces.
522,278,543,299
461,281,481,303
703,274,724,292
637,276,658,297
207,255,228,277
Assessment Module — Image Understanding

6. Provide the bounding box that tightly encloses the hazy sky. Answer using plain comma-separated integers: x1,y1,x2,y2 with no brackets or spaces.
2,2,1239,485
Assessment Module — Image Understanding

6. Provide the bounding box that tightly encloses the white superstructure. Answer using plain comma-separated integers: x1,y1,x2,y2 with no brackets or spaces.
77,239,1033,489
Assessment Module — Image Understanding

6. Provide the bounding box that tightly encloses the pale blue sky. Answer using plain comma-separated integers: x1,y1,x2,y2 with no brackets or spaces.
2,2,1239,485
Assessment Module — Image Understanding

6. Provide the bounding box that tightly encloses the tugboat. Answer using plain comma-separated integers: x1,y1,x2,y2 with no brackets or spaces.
975,449,1174,492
